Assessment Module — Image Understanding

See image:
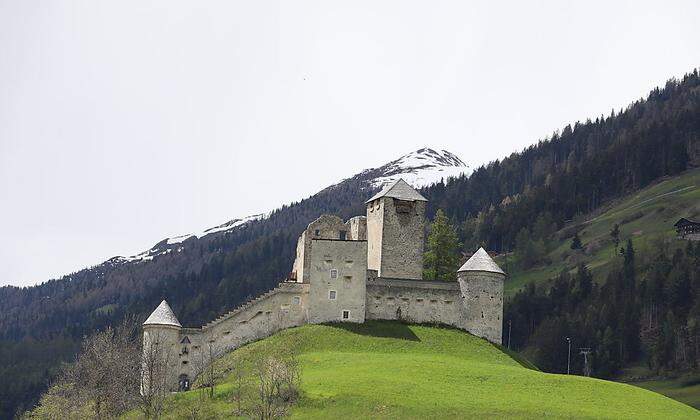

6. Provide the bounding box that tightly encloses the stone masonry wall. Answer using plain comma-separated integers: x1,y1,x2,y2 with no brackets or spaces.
346,216,367,241
365,278,466,327
457,271,504,344
292,215,348,283
307,239,367,324
202,282,309,358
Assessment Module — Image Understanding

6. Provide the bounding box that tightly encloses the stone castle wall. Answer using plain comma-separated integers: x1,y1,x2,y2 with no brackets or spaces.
365,278,466,327
159,282,309,391
307,239,367,324
202,282,309,357
293,215,348,283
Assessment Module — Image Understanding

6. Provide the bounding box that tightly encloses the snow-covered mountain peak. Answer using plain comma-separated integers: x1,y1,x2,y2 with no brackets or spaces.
368,147,469,189
112,148,468,265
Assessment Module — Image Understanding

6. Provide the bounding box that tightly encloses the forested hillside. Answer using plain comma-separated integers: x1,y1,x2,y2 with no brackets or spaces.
2,70,699,418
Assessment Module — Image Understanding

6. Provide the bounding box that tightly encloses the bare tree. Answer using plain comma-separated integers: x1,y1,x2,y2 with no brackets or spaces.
139,330,174,419
191,340,219,400
26,319,142,419
230,362,246,416
252,356,300,419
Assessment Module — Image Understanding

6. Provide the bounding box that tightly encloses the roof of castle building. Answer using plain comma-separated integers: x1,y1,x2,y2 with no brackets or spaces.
458,247,506,275
366,179,428,203
143,300,182,328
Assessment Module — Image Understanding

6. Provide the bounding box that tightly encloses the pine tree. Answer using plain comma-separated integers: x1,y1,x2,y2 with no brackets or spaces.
424,209,462,281
571,232,583,250
610,224,620,255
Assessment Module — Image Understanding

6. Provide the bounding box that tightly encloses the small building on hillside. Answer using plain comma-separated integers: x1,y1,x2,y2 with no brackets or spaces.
674,218,700,241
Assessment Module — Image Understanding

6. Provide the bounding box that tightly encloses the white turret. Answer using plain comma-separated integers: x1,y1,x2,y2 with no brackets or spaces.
457,248,506,344
142,300,182,393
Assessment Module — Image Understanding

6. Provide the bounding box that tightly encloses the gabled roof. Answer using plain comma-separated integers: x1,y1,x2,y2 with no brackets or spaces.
366,179,428,203
675,218,700,227
458,248,506,275
143,300,181,328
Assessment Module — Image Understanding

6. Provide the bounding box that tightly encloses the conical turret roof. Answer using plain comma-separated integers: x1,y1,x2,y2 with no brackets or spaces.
458,248,505,275
366,179,428,203
143,300,181,328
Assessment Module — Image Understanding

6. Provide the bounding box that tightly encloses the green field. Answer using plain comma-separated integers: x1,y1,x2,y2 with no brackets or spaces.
147,321,698,419
500,166,700,295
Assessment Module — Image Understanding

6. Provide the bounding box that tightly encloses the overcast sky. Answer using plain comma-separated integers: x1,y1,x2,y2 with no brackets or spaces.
1,1,699,287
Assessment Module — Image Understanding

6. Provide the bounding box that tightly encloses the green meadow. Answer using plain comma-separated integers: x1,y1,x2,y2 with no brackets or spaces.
142,321,698,419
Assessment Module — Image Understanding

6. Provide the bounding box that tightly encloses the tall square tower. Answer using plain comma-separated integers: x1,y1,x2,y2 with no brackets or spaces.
366,179,427,280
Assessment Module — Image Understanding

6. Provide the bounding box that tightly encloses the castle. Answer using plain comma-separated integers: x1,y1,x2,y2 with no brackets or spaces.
142,179,506,392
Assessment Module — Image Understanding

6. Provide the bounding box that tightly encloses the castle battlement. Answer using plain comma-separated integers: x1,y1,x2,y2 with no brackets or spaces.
142,179,506,392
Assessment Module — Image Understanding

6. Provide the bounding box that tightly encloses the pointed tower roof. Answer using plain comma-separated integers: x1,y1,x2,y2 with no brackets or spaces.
143,300,181,328
366,179,428,203
458,248,506,275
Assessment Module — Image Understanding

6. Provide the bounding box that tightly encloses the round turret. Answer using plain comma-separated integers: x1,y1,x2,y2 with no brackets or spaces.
142,300,182,393
457,248,506,344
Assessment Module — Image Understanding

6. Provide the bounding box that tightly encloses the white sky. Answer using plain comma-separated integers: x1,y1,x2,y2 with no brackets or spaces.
1,1,699,287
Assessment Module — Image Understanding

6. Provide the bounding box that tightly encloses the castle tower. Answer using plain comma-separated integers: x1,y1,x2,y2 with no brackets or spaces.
366,179,427,280
457,248,506,344
142,300,182,393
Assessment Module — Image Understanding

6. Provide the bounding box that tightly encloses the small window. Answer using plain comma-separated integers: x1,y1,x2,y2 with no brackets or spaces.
343,276,352,289
182,360,188,365
342,310,350,320
330,269,338,279
329,290,337,300
339,230,347,240
292,296,301,305
314,229,320,236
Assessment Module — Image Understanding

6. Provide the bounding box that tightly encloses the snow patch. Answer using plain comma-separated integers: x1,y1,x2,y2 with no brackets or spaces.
368,148,469,189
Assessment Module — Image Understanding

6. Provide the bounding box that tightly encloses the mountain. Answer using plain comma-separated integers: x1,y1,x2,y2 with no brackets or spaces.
110,147,468,266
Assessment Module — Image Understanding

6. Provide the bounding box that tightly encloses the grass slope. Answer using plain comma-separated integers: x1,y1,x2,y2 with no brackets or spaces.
500,166,700,296
156,321,698,419
494,167,700,410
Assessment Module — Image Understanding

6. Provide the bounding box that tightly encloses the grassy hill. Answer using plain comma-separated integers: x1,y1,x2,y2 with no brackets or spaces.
147,321,698,419
500,166,700,296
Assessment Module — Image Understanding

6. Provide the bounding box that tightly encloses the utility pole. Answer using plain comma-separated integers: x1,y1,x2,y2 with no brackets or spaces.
507,320,512,350
579,348,592,377
566,337,572,375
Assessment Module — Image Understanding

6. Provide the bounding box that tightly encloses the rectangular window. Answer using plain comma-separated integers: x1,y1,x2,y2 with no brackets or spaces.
339,230,347,240
330,269,338,279
342,310,350,320
343,276,352,289
314,229,320,236
329,290,337,300
292,296,301,305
